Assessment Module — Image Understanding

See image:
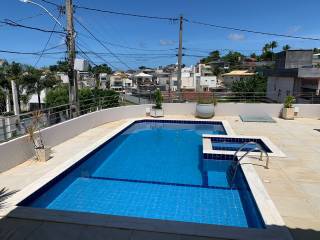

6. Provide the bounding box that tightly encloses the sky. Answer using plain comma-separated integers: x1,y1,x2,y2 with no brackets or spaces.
0,0,320,70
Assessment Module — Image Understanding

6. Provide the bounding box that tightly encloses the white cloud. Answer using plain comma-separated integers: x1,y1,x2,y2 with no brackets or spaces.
228,33,245,41
159,39,175,46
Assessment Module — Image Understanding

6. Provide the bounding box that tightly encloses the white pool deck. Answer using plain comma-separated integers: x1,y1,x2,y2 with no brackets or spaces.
0,116,319,240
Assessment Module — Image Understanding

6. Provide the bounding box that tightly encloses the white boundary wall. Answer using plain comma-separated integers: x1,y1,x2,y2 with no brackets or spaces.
0,103,319,172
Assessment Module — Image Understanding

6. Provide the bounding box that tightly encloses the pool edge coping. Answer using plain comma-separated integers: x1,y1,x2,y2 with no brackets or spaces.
1,117,292,240
202,134,286,158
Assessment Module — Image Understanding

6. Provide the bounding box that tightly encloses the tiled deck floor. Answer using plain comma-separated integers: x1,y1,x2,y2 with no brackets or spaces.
0,116,320,240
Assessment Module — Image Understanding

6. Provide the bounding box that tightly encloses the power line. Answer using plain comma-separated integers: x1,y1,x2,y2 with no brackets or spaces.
38,0,61,7
74,16,132,69
0,49,66,55
74,5,178,21
0,13,44,28
82,52,177,56
76,40,117,69
41,43,66,52
1,20,65,34
76,44,98,66
184,19,320,41
34,12,62,67
78,33,176,52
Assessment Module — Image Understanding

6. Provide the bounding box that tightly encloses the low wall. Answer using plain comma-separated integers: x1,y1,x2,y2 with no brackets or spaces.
0,103,319,173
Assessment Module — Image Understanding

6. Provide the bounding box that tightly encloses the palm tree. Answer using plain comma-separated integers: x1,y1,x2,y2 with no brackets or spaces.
270,41,278,52
283,44,291,51
263,43,271,53
269,41,278,61
22,67,61,109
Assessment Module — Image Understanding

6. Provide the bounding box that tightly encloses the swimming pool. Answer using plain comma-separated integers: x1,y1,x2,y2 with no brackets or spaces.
19,120,264,229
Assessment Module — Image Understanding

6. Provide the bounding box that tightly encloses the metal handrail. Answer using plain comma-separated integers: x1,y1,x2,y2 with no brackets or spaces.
232,141,264,162
229,142,269,187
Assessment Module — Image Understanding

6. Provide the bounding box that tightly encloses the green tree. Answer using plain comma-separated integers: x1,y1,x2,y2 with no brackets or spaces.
0,88,5,113
250,53,257,59
231,74,267,101
201,50,220,64
45,85,69,108
89,64,112,89
261,43,273,61
282,44,291,51
269,41,278,61
22,67,61,109
222,51,244,70
270,41,278,53
49,60,68,72
45,87,119,111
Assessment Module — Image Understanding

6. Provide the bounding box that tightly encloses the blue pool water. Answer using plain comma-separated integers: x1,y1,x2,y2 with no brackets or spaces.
20,120,264,228
212,137,272,153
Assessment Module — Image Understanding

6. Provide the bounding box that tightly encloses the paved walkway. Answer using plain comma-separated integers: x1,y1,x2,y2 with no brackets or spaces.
0,116,319,240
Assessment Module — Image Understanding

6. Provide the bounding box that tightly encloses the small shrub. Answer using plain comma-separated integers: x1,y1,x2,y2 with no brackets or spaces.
284,95,295,108
154,89,163,109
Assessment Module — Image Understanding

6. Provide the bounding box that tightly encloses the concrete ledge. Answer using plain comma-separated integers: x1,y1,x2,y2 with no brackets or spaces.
0,103,318,172
203,134,286,158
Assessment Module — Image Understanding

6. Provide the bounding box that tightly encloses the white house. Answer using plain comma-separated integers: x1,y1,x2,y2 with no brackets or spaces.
133,72,153,88
99,73,109,89
194,64,218,91
109,72,132,92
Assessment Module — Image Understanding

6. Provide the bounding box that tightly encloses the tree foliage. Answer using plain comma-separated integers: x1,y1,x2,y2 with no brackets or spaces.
90,64,112,75
45,85,69,108
45,86,119,111
200,50,220,64
282,44,291,51
49,61,68,72
231,74,267,93
222,51,244,70
21,67,61,108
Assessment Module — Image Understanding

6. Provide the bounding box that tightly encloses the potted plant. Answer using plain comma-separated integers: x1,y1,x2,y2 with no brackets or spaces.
26,111,51,162
0,112,18,139
282,95,295,120
150,89,164,117
196,95,217,119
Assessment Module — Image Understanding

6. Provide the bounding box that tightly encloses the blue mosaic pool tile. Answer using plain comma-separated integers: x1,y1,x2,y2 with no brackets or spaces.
21,120,265,229
211,137,272,153
47,178,250,228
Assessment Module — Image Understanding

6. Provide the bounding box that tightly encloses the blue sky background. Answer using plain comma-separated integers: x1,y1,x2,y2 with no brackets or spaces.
1,0,320,70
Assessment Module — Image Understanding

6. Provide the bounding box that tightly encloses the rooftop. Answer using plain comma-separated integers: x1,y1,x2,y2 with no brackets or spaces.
222,70,256,76
0,108,319,240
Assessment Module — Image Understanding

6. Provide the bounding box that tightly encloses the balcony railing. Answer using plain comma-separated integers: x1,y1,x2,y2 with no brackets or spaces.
0,91,319,143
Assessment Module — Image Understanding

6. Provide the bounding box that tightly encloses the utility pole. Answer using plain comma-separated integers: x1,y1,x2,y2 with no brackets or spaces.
66,0,78,117
177,15,183,101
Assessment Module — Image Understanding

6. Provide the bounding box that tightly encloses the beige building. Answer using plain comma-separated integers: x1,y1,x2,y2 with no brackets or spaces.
222,70,255,87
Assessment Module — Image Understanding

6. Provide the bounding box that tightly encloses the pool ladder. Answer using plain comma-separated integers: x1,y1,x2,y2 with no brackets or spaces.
228,142,269,187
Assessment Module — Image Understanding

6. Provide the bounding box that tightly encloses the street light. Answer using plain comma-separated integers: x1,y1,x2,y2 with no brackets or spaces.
19,0,64,30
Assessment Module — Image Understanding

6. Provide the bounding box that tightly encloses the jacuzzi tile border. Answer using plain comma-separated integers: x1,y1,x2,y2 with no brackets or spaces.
1,118,292,240
203,134,286,158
